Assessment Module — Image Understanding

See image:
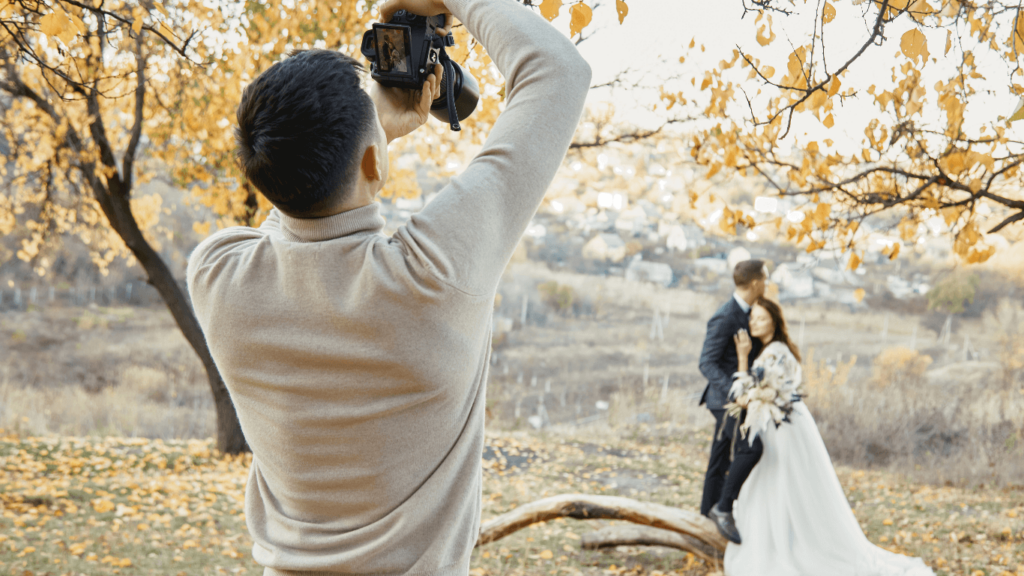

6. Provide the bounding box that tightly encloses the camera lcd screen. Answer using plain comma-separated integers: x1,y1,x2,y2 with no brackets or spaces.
374,25,413,76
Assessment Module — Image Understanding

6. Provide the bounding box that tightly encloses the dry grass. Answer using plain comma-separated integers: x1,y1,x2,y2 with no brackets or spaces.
0,305,216,441
0,365,216,441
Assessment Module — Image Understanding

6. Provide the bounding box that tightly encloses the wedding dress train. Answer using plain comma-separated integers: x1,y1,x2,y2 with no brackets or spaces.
724,345,934,576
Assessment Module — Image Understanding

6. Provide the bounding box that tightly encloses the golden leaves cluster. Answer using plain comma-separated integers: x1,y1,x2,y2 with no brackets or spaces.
680,2,1022,265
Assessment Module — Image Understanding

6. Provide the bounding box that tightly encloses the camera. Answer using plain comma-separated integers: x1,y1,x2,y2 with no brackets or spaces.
361,11,479,131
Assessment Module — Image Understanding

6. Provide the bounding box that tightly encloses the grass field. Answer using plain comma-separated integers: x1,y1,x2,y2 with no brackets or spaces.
1,426,1021,576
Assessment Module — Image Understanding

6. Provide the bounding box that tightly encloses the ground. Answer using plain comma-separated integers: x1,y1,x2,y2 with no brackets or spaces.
0,427,1021,576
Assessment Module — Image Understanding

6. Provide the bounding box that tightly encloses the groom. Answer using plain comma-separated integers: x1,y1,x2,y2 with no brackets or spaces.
698,259,767,544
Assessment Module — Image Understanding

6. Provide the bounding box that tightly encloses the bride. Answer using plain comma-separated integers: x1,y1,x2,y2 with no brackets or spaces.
724,297,934,576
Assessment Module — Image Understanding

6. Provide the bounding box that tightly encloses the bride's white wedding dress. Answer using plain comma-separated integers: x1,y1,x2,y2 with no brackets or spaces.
724,341,934,576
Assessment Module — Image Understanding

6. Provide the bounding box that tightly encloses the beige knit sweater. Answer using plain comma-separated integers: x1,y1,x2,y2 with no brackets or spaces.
185,0,591,573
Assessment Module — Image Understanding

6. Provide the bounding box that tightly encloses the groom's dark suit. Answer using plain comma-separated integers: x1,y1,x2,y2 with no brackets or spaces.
698,296,763,516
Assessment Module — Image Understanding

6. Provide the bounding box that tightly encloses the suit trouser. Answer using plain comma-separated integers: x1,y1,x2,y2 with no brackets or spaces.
700,408,763,515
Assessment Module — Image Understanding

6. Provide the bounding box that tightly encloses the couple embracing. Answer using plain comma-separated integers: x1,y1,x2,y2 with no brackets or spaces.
698,260,935,575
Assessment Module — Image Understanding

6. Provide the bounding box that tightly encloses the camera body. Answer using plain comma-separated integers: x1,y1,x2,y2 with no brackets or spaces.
360,10,478,131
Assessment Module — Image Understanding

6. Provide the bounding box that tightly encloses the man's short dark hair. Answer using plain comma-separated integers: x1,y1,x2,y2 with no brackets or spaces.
235,50,376,215
733,259,766,287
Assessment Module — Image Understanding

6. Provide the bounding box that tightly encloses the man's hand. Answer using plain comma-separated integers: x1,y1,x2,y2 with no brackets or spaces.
379,0,451,32
371,0,451,143
369,63,443,143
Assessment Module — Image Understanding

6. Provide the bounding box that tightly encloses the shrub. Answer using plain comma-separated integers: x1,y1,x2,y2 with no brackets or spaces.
985,298,1024,389
927,273,979,315
537,281,575,316
802,347,857,410
871,347,932,389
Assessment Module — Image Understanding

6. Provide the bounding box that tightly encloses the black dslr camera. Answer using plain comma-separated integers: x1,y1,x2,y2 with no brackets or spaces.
360,11,479,131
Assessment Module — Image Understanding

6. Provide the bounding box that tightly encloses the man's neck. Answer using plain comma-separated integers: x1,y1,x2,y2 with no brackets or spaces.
735,289,756,306
280,186,377,220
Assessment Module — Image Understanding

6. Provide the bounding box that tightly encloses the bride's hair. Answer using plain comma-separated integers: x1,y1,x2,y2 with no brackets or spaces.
753,297,802,362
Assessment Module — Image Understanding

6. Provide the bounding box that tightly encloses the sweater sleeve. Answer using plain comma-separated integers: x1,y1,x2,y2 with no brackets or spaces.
391,0,592,296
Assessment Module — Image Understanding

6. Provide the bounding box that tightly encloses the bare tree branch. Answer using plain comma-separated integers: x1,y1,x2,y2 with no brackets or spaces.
122,42,147,192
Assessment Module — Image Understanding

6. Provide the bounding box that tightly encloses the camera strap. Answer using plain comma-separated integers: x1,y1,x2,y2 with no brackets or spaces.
438,49,460,132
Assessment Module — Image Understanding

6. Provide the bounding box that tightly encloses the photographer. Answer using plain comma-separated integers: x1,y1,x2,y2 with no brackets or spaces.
185,0,591,573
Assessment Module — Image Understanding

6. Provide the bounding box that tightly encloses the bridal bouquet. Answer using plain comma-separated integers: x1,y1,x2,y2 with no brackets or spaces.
724,348,804,444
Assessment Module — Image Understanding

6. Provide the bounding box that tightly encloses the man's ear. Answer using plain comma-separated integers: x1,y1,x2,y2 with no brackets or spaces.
361,143,383,182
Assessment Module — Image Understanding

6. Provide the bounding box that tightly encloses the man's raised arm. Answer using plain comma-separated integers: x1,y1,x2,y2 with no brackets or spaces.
393,0,592,296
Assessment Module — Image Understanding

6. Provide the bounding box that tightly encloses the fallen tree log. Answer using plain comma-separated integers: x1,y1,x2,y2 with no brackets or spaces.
476,493,727,554
581,524,723,564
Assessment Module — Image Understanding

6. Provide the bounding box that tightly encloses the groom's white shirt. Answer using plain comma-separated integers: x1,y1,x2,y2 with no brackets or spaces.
733,292,751,313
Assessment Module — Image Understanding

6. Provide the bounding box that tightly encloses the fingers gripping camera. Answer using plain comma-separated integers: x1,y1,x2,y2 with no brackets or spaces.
361,11,479,131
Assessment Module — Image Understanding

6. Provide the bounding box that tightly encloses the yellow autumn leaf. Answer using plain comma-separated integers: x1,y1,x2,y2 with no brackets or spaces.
615,0,628,24
822,2,836,24
56,22,78,46
68,10,87,34
888,242,900,260
39,12,66,38
1009,97,1024,122
827,75,841,97
945,29,953,55
848,253,862,271
1013,9,1024,55
854,288,866,303
756,15,776,46
92,499,115,513
539,549,554,560
813,202,831,226
568,3,592,38
762,65,775,79
823,113,835,128
900,29,929,64
538,0,562,22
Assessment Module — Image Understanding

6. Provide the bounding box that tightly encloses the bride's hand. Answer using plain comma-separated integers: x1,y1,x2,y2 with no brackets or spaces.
734,329,752,360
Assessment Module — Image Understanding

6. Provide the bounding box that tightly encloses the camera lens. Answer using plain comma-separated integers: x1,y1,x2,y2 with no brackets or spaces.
430,61,479,124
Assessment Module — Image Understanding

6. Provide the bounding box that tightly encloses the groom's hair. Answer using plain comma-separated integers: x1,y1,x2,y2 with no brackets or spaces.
235,49,376,216
733,259,766,287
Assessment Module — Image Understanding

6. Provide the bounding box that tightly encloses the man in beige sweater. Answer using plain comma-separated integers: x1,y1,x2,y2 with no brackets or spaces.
185,0,591,573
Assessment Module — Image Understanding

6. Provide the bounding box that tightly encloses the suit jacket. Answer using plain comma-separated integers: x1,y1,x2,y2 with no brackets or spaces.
698,297,763,411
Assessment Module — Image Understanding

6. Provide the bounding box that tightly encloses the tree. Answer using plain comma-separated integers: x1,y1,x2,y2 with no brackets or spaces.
0,0,258,452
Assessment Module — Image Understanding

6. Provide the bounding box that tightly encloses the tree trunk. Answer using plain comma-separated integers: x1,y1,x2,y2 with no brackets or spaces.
581,525,723,564
96,186,248,454
476,494,727,553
